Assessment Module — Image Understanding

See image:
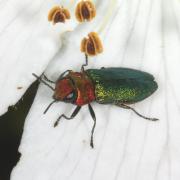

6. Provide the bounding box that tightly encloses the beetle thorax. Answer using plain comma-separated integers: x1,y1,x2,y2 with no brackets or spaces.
69,71,95,105
54,71,95,106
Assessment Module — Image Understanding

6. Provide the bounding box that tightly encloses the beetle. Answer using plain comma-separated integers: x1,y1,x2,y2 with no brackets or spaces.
33,55,158,148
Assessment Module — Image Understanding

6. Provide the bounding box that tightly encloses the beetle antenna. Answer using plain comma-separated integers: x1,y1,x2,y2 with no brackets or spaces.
42,73,55,84
58,70,71,79
81,54,88,72
44,100,57,114
117,103,159,121
32,73,55,91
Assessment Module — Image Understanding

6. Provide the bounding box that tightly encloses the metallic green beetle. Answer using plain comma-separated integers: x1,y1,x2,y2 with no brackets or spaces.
33,56,158,148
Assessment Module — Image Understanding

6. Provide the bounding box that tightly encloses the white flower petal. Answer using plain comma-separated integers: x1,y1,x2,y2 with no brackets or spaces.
0,0,77,115
11,0,180,180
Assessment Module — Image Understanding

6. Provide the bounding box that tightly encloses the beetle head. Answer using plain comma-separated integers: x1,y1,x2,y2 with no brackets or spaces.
53,77,77,103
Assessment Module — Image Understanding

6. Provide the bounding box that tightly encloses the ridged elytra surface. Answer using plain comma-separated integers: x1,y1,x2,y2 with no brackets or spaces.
86,68,158,104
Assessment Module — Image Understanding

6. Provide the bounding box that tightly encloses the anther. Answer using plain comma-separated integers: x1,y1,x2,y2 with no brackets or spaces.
48,6,70,24
75,1,96,22
81,32,103,56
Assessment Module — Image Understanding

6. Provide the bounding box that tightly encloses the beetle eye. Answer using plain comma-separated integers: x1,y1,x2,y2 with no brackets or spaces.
66,92,74,99
63,91,76,103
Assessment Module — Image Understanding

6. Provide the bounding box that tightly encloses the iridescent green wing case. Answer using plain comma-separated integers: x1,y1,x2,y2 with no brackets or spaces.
86,68,158,104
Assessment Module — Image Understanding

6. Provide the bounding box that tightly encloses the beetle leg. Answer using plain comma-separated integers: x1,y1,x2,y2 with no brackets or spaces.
81,54,89,72
117,103,159,121
54,106,81,127
44,100,57,114
32,73,55,91
42,73,55,84
88,104,96,148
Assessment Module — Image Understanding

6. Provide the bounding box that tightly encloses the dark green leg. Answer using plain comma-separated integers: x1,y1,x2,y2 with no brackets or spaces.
54,106,81,127
44,100,57,114
88,104,96,148
117,103,158,121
